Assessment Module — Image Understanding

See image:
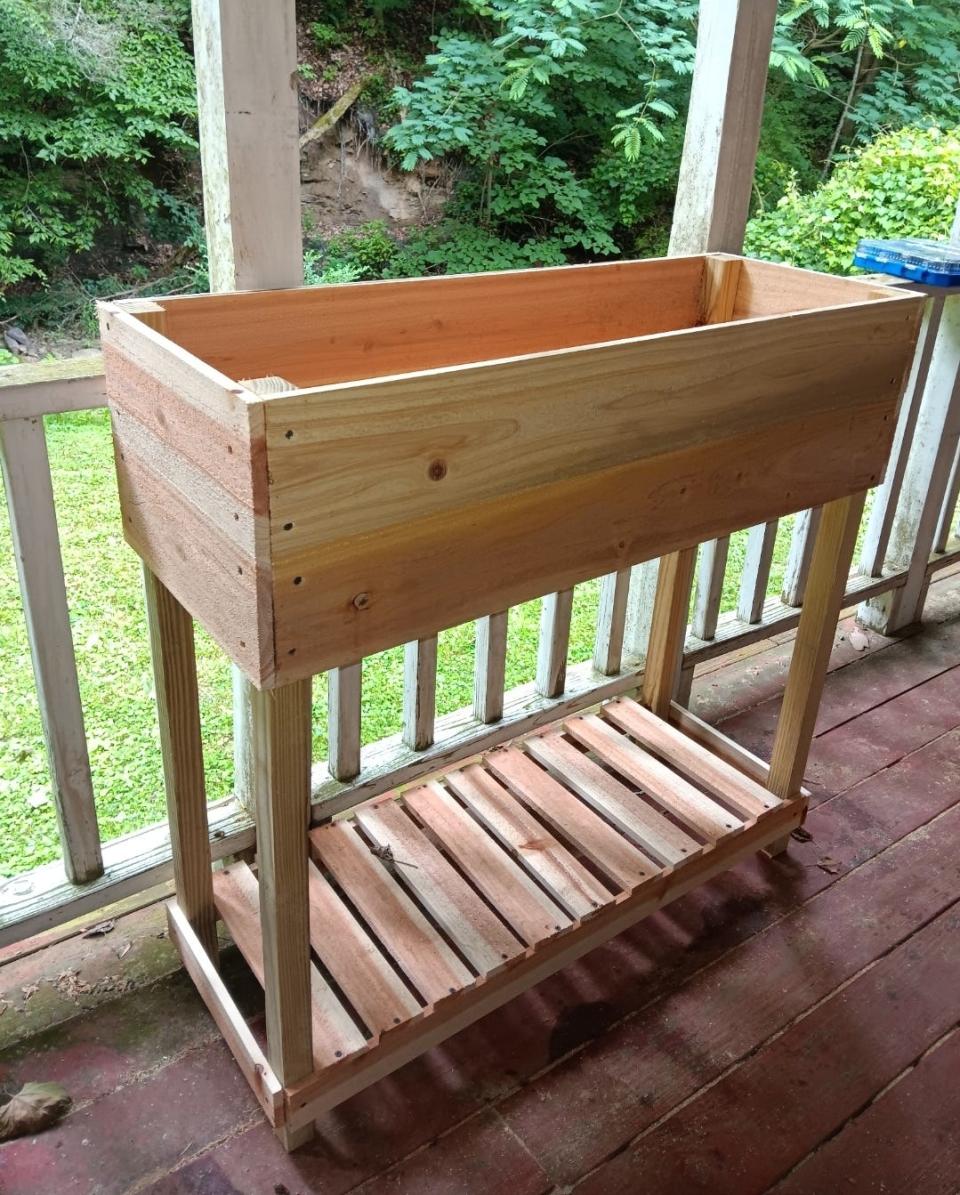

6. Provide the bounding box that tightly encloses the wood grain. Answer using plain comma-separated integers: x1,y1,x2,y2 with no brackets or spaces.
525,729,700,865
251,679,316,1084
306,860,421,1035
604,697,777,818
354,798,524,972
444,764,613,919
264,297,917,554
270,399,899,684
564,713,742,841
486,747,654,891
310,820,474,1004
142,567,216,960
404,781,570,945
142,255,706,387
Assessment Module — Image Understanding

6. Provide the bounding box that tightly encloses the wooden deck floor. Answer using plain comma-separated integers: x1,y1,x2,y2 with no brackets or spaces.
2,572,960,1194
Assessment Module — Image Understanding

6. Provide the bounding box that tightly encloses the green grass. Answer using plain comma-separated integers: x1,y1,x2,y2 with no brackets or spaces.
0,412,799,878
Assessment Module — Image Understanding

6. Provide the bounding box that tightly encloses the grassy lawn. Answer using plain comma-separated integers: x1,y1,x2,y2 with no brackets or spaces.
0,411,799,878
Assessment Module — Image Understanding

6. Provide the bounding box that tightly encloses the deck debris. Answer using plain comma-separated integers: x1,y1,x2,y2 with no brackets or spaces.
82,919,116,938
0,1082,71,1141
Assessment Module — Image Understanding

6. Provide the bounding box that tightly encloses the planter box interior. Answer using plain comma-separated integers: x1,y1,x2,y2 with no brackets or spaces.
100,253,922,688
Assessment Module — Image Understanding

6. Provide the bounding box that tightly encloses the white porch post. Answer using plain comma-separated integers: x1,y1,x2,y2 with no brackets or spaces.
191,0,305,819
624,0,777,689
858,201,960,634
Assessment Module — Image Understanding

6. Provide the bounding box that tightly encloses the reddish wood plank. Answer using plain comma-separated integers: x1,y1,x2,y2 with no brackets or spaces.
573,906,960,1194
305,862,421,1036
486,747,655,891
309,822,474,1004
353,798,525,974
565,713,742,839
603,696,777,817
404,782,571,945
445,764,614,919
775,1030,960,1195
524,730,701,865
211,863,365,1068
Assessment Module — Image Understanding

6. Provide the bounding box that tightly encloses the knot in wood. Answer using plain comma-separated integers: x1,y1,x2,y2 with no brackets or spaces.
428,459,447,482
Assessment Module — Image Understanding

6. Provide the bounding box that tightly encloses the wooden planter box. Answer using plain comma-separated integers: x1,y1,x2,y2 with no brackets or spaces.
99,254,921,690
100,254,923,1148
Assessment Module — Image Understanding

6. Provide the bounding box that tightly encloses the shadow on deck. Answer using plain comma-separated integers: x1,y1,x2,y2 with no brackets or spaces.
2,571,960,1195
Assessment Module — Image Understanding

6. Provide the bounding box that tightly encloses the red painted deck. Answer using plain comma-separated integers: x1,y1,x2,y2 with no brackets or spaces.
3,573,960,1194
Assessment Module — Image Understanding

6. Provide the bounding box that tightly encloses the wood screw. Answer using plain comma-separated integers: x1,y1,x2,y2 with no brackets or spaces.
353,592,370,610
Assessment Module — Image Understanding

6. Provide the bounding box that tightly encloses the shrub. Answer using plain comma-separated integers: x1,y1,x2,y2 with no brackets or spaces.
745,124,960,275
0,0,197,292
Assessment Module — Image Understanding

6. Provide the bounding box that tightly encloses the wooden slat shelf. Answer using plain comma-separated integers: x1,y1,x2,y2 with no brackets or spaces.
189,696,804,1135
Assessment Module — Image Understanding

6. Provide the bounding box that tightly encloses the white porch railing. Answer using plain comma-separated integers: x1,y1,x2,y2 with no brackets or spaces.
2,288,959,946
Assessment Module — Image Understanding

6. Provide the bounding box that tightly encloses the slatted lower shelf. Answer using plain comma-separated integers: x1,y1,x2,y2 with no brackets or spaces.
190,696,803,1134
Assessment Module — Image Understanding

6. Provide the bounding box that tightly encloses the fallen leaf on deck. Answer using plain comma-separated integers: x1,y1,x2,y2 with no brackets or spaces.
817,855,841,874
0,1082,71,1141
791,827,813,843
849,628,869,651
115,942,131,959
82,920,116,938
20,984,39,1000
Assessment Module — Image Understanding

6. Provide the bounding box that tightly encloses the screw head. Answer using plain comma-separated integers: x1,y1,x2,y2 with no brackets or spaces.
353,592,371,610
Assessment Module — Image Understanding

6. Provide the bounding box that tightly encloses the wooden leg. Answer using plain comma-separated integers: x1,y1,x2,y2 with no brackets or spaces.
143,566,218,964
279,1120,315,1151
252,677,315,1144
642,546,698,717
767,491,867,799
763,833,793,858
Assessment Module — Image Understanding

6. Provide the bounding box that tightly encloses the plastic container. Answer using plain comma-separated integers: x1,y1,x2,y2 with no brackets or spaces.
854,237,960,287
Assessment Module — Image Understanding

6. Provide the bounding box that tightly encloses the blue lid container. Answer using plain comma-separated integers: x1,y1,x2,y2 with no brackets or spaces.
853,237,960,287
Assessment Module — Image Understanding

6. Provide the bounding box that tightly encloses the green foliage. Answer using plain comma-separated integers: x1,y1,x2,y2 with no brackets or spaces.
745,124,960,275
310,20,345,51
381,0,960,275
0,0,197,292
0,346,17,366
305,220,400,282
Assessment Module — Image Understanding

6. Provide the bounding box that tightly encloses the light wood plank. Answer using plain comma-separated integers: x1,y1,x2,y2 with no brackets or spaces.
402,635,437,751
251,679,315,1084
525,730,699,866
564,713,742,841
668,702,811,802
536,589,574,698
265,297,915,561
0,417,102,884
213,862,365,1066
593,569,631,676
306,861,422,1035
486,747,654,891
355,799,524,973
445,764,612,919
642,545,698,717
167,900,283,1124
404,782,570,944
272,398,902,684
310,821,474,1004
149,255,706,387
769,491,868,798
328,662,361,781
604,697,777,818
142,567,215,959
474,611,508,723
